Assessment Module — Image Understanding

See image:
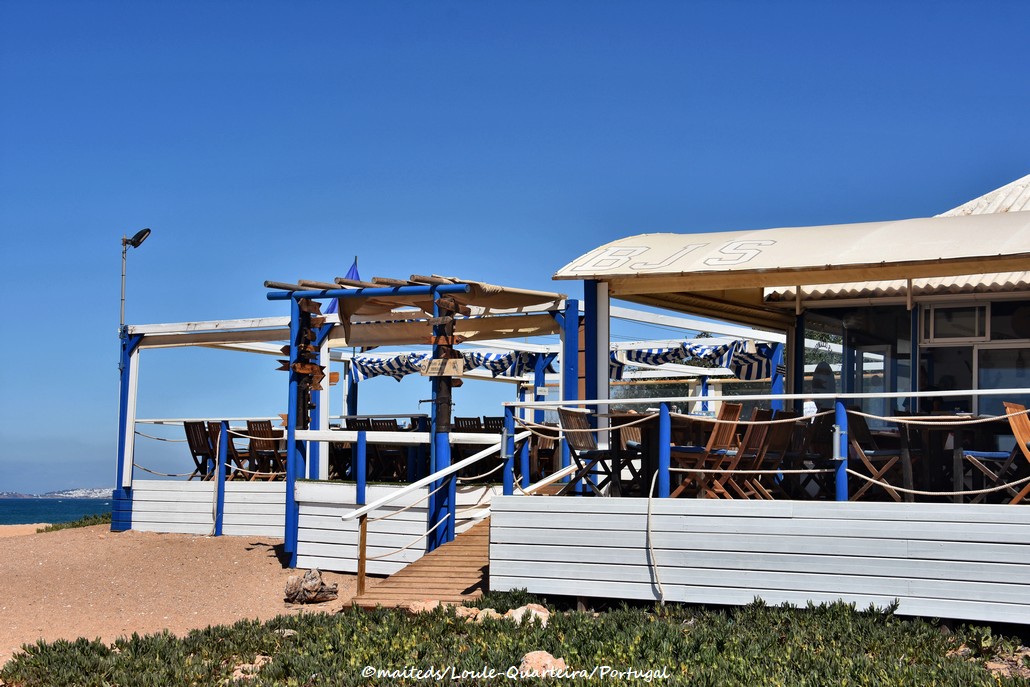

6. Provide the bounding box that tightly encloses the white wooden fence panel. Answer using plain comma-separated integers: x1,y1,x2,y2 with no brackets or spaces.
222,482,285,537
130,480,214,534
490,497,1030,624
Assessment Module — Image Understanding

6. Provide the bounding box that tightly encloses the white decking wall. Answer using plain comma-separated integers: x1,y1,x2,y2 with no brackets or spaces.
490,497,1030,624
130,480,215,535
222,482,286,537
296,481,500,576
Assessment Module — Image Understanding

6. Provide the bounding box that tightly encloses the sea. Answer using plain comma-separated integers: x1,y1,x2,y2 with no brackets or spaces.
0,497,113,526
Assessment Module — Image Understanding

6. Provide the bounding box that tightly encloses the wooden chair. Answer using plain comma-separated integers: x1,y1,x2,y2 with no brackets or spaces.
782,411,836,499
736,410,800,499
453,417,483,432
530,423,559,481
669,403,743,498
999,402,1030,504
370,418,406,481
715,408,773,499
184,421,217,480
208,421,251,480
556,408,615,496
482,416,506,433
246,420,286,481
847,411,906,501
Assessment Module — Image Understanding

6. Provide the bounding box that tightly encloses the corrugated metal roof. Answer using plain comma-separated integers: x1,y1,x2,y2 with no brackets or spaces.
764,174,1030,304
937,174,1030,217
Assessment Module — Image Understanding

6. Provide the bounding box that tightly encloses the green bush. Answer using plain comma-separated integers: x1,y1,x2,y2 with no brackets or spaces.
1,596,1024,686
36,512,112,533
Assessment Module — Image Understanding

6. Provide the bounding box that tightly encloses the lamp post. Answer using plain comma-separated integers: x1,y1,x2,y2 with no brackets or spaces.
120,228,151,335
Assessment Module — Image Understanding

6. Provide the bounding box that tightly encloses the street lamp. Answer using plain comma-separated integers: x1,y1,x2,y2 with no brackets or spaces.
120,228,151,333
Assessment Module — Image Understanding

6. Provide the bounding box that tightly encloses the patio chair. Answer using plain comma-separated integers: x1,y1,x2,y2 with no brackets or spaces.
781,411,837,499
530,423,559,481
208,421,252,480
370,418,406,481
847,411,907,502
1000,402,1030,505
555,408,615,496
669,402,743,498
482,416,506,433
715,408,773,499
246,420,287,480
453,417,483,432
184,421,217,480
737,410,801,499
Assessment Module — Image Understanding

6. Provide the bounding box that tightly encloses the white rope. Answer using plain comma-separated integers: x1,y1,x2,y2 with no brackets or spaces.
365,513,451,560
367,481,447,523
219,463,286,478
132,464,197,478
133,431,187,442
847,408,1028,427
844,469,1030,497
668,466,836,475
456,460,505,482
645,469,665,606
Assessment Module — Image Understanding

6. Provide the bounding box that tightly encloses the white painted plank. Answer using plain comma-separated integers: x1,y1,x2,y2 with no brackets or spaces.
490,528,1030,565
298,503,427,521
489,544,1030,585
296,481,429,507
132,490,214,503
298,526,428,548
489,576,1030,625
221,502,286,515
131,480,214,493
222,524,285,537
133,522,213,535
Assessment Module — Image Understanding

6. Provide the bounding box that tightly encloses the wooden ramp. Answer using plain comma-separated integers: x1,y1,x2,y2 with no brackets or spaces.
352,518,490,609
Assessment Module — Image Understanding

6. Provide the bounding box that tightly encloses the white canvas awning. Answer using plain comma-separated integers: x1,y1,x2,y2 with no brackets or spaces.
554,211,1030,325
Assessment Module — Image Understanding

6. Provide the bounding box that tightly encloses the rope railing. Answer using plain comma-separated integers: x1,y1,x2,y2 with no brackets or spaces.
132,464,197,477
365,514,452,561
133,431,187,442
367,481,448,523
845,469,1030,498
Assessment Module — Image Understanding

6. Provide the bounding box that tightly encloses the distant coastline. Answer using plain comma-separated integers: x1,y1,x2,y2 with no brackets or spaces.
0,494,112,526
0,488,112,499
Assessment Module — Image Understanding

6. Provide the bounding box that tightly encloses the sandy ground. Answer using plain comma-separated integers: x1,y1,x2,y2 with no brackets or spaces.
0,524,360,668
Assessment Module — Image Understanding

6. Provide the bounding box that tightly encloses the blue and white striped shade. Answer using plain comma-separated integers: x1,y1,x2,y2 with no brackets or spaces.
611,340,777,381
352,350,553,382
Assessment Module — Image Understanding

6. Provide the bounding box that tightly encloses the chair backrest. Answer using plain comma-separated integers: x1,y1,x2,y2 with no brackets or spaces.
706,402,743,451
1003,402,1030,466
764,410,800,458
846,409,878,449
370,418,399,431
346,417,372,430
619,423,642,449
454,416,483,432
735,408,773,462
207,421,239,460
558,408,598,452
247,419,281,453
482,416,505,432
185,421,214,460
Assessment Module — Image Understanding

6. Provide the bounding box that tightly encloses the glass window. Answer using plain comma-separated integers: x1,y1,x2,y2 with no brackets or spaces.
977,347,1030,416
931,306,985,339
989,301,1030,341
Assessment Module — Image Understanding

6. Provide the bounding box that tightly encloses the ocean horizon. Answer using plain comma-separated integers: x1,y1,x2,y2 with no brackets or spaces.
0,497,113,526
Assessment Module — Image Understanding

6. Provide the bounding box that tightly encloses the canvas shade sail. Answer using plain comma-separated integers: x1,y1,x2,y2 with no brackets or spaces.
609,340,777,381
351,350,554,382
553,212,1030,324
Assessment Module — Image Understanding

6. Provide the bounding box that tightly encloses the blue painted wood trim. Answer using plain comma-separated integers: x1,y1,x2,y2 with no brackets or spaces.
356,431,366,505
583,281,599,405
111,487,132,531
560,299,579,476
658,402,671,498
214,421,228,535
114,332,143,511
770,344,785,411
284,299,301,562
503,408,515,495
835,400,849,502
429,431,452,552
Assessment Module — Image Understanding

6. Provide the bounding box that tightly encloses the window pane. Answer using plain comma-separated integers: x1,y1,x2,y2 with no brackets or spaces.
989,301,1030,341
977,348,1030,416
932,306,984,338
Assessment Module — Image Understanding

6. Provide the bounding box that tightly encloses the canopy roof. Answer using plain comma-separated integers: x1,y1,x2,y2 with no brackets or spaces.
554,211,1030,328
270,274,567,347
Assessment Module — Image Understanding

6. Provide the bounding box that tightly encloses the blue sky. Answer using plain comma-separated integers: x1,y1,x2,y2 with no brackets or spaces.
1,0,1027,493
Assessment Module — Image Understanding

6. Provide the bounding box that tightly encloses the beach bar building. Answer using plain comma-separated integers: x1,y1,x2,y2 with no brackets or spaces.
114,176,1030,622
489,179,1030,623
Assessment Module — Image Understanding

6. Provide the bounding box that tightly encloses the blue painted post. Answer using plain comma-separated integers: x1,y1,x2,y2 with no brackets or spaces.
284,299,301,562
356,431,367,505
700,376,710,413
770,344,785,412
835,400,849,502
214,421,229,535
346,361,359,416
503,407,515,495
658,402,671,498
560,299,579,476
112,331,142,532
431,431,452,550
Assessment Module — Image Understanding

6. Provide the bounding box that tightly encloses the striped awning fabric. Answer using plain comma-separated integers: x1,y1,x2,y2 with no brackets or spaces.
352,350,554,382
352,352,431,382
610,340,777,381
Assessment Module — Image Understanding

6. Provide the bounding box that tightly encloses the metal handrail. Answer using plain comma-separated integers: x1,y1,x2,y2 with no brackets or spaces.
341,430,531,521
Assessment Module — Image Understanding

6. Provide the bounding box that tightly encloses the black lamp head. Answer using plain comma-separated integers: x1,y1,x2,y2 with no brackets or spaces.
125,228,151,248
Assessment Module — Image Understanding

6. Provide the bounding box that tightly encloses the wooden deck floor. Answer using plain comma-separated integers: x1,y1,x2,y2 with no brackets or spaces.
351,518,490,609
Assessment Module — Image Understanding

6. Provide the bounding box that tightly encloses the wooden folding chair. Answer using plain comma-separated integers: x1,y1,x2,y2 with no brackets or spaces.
556,408,615,496
482,416,505,433
1000,402,1030,504
184,421,217,480
246,420,286,480
847,411,905,501
453,417,483,432
669,403,743,498
208,421,251,480
716,408,773,499
738,410,801,499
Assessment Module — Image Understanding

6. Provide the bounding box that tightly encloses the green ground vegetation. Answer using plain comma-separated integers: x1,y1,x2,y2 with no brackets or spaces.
2,594,1026,686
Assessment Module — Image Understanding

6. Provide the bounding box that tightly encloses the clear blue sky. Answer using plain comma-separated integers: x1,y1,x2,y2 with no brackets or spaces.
1,0,1027,493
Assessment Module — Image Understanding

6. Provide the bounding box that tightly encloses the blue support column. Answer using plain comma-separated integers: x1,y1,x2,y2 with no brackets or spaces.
559,299,579,476
356,431,367,505
346,360,359,416
835,400,849,502
284,299,302,563
658,402,671,498
113,331,143,532
700,376,709,413
430,431,452,550
307,323,334,481
583,282,599,407
503,407,515,495
770,344,785,411
534,354,556,424
214,421,229,535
